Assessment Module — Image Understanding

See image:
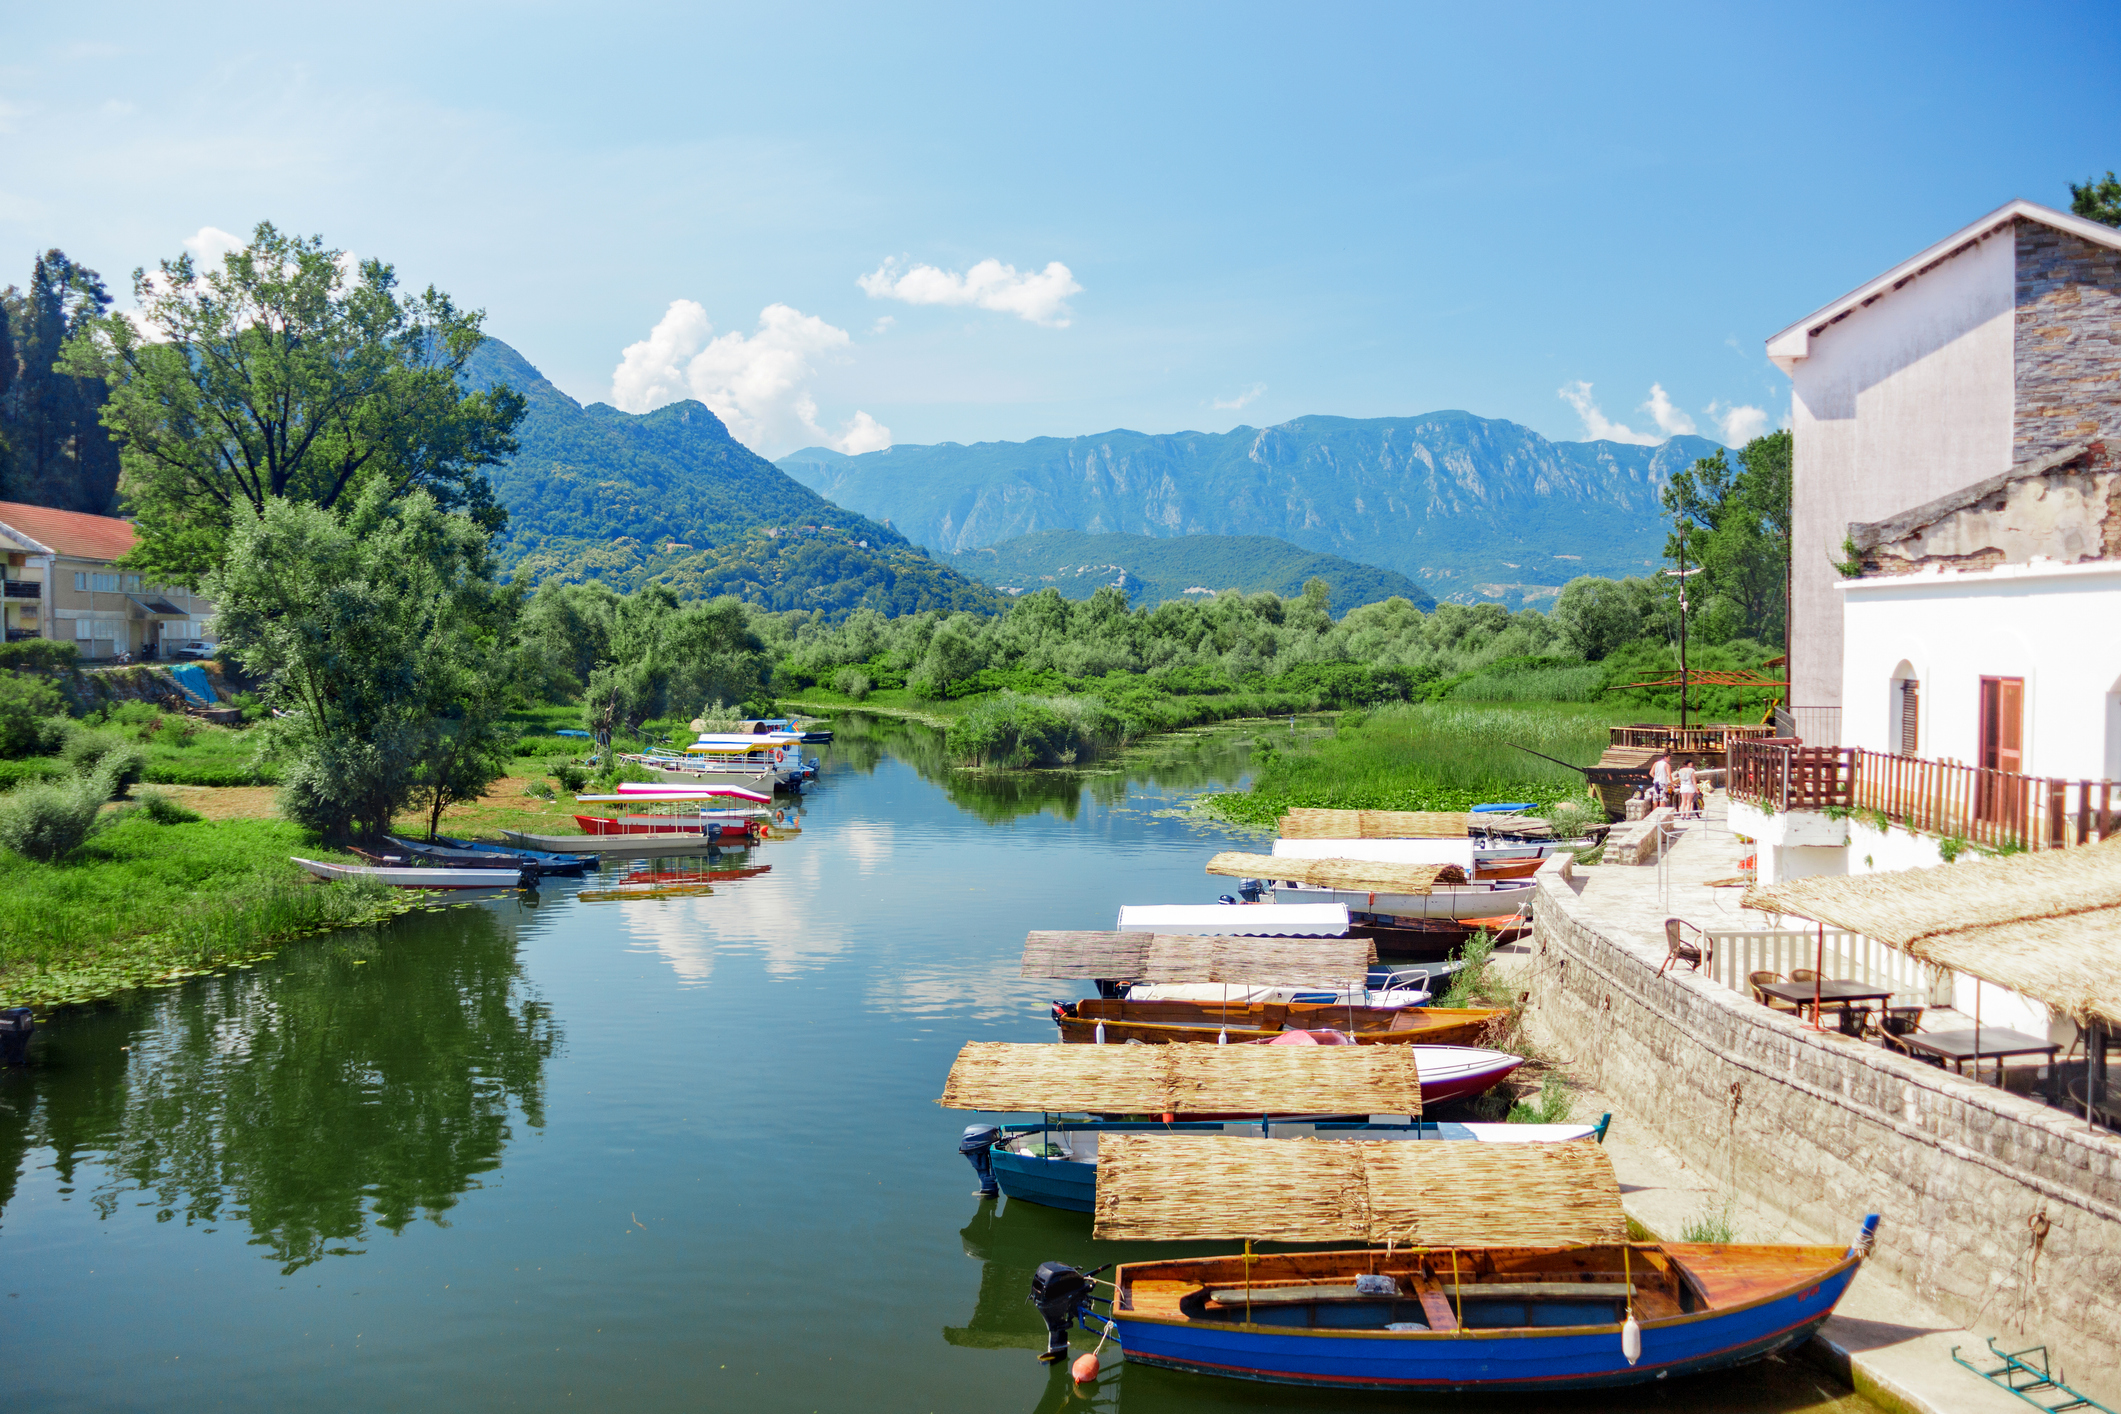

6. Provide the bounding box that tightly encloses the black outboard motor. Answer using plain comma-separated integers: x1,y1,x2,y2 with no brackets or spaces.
959,1124,1001,1197
1239,877,1264,903
1029,1261,1093,1363
0,1007,32,1065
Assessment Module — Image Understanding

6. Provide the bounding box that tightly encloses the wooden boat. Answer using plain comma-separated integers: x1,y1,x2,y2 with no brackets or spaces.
1349,915,1531,963
977,1116,1607,1213
1053,1000,1504,1048
1089,1233,1873,1391
292,856,526,890
383,836,588,876
1473,856,1544,881
434,835,599,871
1269,879,1535,921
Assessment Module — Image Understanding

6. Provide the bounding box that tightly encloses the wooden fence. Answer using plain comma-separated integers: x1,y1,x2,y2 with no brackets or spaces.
1705,926,1954,1007
1727,741,1857,812
1608,724,1779,754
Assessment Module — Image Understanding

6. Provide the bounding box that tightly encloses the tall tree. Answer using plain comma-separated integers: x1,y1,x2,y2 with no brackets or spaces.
0,253,122,512
62,222,526,585
2071,170,2121,227
1660,429,1792,647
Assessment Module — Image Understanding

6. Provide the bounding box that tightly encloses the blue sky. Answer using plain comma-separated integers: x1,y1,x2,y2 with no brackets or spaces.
5,1,2118,459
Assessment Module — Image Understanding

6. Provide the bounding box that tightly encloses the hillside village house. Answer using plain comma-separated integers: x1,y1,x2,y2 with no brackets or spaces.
0,501,216,659
1733,198,2121,1042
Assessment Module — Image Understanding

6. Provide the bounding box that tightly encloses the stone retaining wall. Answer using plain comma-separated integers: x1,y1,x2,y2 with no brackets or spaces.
1529,855,2121,1395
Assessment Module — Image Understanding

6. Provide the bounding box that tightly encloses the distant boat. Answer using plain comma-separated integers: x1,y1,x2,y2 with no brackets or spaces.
432,835,601,872
500,830,742,858
1054,1000,1504,1048
382,836,588,876
291,856,527,890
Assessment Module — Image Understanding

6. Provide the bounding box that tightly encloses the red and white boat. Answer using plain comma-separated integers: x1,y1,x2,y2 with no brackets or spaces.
572,789,771,840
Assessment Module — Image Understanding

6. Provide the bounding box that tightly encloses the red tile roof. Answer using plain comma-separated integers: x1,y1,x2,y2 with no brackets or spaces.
0,501,137,562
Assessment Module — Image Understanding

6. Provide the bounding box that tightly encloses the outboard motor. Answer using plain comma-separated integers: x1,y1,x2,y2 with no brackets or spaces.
0,1007,32,1065
1238,877,1264,903
1029,1261,1094,1363
959,1124,1002,1197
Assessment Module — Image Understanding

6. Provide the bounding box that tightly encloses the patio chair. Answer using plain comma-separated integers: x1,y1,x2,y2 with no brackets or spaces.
1657,918,1710,977
1749,970,1797,1011
1872,1006,1923,1053
1791,968,1821,983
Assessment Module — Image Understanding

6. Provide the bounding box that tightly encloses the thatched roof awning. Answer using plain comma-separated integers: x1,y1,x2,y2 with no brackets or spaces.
1279,808,1473,840
1743,836,2121,1027
1117,904,1349,936
1019,931,1377,982
1273,837,1476,867
938,1042,1424,1116
1091,1135,1623,1245
1207,852,1467,894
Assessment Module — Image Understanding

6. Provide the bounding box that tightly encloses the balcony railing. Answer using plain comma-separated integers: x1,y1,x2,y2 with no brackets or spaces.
1608,723,1780,754
1728,740,1856,811
2,579,39,599
1730,741,2120,850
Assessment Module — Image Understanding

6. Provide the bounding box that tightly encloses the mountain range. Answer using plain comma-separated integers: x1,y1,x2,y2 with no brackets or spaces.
778,415,1724,606
460,339,1002,617
943,530,1434,612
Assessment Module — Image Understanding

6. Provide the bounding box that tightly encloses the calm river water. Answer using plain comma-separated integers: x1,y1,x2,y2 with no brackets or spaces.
1,716,1872,1413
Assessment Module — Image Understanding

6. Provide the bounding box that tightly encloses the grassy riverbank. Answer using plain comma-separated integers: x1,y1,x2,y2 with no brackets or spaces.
0,812,424,1008
1199,701,1664,827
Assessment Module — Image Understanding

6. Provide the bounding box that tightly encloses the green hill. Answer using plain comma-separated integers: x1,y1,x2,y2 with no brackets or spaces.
779,414,1726,607
461,339,1001,617
944,531,1434,613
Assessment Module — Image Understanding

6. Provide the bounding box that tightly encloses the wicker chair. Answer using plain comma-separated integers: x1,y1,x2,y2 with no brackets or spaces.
1657,918,1710,977
1790,967,1822,983
1750,970,1797,1011
1873,1006,1924,1052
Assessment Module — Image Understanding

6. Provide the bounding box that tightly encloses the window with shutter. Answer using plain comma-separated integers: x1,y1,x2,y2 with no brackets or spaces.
1898,680,1919,756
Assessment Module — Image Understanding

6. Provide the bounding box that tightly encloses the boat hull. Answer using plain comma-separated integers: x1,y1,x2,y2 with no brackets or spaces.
501,830,744,858
572,814,762,839
291,856,523,890
1111,1254,1859,1391
1272,883,1535,921
1055,1005,1502,1048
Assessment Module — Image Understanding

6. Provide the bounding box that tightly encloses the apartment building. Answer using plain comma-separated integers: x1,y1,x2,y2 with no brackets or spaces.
0,501,216,659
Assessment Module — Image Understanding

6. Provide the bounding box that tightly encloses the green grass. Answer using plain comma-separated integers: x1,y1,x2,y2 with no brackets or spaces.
0,813,417,1008
1679,1199,1738,1244
1199,700,1663,827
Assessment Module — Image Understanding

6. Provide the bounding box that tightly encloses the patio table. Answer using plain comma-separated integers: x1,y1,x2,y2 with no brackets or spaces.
1756,979,1897,1035
1897,1027,2061,1100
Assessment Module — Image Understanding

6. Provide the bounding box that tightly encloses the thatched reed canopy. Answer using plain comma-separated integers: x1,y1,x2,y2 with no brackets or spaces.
1207,852,1468,894
1020,931,1376,982
1279,808,1475,840
1092,1135,1623,1245
1744,836,2121,1028
938,1042,1424,1116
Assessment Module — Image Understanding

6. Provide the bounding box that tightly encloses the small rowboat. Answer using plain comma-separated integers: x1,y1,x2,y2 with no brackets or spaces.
971,1115,1606,1213
1053,1001,1504,1048
1079,1227,1876,1391
434,835,599,871
502,829,744,858
382,836,587,877
292,856,526,890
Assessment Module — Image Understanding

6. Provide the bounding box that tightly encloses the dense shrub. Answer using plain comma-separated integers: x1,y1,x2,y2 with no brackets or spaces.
832,668,872,701
945,693,1124,768
0,640,80,671
0,760,122,861
134,788,207,824
61,728,148,797
1,675,71,757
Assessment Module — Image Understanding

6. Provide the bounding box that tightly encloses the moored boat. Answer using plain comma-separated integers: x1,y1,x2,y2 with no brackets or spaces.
383,835,588,876
1052,999,1504,1047
501,829,749,858
434,835,601,871
292,856,527,890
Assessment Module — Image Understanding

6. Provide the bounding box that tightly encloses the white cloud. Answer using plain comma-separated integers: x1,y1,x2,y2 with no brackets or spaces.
1706,399,1770,445
857,256,1081,326
1212,382,1266,411
181,225,245,269
869,314,894,335
610,299,891,457
1557,381,1659,446
1640,383,1696,437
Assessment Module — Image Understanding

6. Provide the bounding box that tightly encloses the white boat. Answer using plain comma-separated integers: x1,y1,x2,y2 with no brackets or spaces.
1115,903,1351,936
1272,837,1476,869
292,856,524,889
605,782,772,804
501,830,739,858
1266,879,1535,921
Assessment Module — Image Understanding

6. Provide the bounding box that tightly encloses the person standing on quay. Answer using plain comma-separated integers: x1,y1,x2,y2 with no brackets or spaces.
1650,752,1672,807
1676,758,1700,818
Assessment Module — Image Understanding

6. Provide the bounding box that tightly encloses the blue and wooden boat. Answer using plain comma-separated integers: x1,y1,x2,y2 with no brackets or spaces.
386,835,590,877
434,835,600,871
1068,1226,1873,1391
972,1116,1608,1213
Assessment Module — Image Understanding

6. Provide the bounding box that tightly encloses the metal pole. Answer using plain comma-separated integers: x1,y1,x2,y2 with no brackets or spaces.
1812,923,1824,1032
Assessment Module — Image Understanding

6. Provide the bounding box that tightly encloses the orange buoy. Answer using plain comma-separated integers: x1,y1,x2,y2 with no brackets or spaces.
1071,1352,1099,1383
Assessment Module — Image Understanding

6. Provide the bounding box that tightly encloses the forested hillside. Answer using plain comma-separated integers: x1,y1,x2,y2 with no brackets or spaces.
943,530,1434,612
459,338,1002,617
780,413,1725,605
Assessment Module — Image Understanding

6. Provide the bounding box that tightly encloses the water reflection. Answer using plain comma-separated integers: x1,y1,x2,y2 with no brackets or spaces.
0,903,558,1274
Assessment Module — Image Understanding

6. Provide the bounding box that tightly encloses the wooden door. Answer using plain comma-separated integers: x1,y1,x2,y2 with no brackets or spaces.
1978,676,2025,826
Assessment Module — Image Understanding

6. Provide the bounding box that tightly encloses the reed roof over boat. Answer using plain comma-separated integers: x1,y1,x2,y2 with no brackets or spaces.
1206,852,1469,894
1020,931,1377,982
1116,904,1350,936
1091,1134,1623,1245
1278,808,1474,840
938,1041,1424,1115
1744,836,2121,1027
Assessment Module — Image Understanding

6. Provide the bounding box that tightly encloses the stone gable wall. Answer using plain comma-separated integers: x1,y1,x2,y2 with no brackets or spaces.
1529,858,2121,1395
2015,221,2121,464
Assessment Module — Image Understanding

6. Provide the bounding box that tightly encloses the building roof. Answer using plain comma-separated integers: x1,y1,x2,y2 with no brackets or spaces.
0,502,136,562
1743,835,2121,1027
1766,199,2121,372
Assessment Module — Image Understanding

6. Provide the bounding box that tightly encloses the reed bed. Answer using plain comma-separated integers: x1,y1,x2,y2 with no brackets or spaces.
937,1041,1424,1115
1206,852,1466,893
1092,1134,1625,1246
1019,931,1375,981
